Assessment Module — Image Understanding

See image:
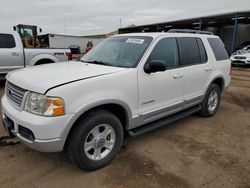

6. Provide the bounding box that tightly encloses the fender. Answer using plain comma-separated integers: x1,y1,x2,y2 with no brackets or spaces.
29,54,59,66
60,99,133,139
203,74,225,101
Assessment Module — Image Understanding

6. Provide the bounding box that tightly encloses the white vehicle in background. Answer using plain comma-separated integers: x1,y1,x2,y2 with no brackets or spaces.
242,45,250,51
230,50,250,66
0,32,72,74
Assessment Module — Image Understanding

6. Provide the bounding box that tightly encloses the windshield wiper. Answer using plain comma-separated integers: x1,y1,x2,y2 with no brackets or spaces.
83,60,113,66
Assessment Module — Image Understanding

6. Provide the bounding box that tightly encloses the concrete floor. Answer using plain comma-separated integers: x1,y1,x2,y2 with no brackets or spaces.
0,68,249,188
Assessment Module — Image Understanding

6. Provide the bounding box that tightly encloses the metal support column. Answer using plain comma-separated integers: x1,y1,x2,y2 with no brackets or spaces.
199,19,202,31
156,24,159,32
231,14,238,54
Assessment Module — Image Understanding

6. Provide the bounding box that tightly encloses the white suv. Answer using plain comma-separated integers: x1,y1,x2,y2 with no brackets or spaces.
2,30,231,171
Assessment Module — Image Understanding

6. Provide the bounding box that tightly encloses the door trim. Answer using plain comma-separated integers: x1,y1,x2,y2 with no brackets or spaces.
128,94,204,130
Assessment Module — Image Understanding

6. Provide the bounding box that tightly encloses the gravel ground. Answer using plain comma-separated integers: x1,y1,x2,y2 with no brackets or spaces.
0,67,249,188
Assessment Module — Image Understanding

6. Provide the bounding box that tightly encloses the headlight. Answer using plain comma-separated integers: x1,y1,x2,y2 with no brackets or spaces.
24,92,65,117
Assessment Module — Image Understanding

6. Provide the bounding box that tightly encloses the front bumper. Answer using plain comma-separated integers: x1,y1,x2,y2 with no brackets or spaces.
231,60,250,65
1,94,74,152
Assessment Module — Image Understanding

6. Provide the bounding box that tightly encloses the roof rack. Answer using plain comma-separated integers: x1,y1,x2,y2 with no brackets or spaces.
168,29,214,35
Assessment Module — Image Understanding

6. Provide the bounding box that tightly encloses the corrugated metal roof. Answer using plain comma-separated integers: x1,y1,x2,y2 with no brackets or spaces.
122,8,250,29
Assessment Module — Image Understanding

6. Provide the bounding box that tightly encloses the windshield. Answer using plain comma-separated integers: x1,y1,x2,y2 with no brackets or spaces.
81,36,153,68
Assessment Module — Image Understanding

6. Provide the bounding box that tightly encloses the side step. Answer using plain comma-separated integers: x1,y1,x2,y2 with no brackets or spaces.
128,105,201,137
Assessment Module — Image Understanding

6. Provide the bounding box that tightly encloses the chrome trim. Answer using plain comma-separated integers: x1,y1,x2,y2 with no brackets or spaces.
5,81,27,110
142,101,183,124
183,95,203,109
128,95,204,130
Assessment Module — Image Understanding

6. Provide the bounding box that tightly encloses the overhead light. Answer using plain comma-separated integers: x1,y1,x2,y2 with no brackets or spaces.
238,17,246,20
208,21,216,24
232,16,246,20
192,22,201,25
143,28,150,31
164,25,172,28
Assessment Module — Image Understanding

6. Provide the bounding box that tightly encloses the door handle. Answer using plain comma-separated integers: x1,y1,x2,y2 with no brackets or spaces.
205,67,212,72
11,52,20,56
173,73,184,79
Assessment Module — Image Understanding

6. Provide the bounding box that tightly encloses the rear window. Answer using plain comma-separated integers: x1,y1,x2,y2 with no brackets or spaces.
208,38,229,61
0,34,16,48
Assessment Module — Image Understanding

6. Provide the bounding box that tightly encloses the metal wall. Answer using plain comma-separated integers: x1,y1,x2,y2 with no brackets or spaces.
48,35,104,53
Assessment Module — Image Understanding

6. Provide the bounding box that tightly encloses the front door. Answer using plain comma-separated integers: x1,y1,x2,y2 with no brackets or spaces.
138,37,184,125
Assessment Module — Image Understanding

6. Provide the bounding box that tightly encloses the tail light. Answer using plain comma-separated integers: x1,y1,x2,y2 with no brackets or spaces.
66,52,72,61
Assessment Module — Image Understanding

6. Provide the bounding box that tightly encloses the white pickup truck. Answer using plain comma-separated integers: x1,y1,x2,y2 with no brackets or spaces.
0,32,72,74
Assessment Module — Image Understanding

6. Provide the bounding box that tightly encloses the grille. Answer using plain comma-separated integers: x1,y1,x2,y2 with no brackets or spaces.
234,56,246,60
5,81,26,107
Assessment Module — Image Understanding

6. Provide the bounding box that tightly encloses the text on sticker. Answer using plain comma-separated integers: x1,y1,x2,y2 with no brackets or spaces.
126,38,145,44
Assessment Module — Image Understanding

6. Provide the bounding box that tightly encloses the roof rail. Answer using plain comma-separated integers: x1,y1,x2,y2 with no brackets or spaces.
168,29,214,35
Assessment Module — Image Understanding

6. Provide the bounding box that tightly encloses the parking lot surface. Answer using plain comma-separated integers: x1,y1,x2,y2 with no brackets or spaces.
0,68,249,188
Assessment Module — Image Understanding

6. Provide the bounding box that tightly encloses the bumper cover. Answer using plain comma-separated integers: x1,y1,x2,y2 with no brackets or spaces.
231,60,250,65
1,94,74,152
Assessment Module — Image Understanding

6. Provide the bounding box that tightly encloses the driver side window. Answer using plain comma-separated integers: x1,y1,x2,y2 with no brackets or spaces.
150,37,179,69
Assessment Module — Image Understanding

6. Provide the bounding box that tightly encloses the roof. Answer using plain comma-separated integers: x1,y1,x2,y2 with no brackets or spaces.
116,32,219,39
119,9,250,33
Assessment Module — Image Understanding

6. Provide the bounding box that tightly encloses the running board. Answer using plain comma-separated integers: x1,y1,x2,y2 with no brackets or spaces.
128,105,201,137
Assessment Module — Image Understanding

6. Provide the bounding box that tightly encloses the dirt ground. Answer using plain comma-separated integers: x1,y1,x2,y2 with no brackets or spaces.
0,67,249,188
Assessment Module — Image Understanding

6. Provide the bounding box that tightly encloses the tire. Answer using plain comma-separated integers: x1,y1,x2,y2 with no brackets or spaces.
66,110,124,171
199,84,221,117
35,59,54,66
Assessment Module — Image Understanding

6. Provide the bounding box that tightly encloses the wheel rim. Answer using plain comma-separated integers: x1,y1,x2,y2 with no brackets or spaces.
208,90,218,113
84,124,116,161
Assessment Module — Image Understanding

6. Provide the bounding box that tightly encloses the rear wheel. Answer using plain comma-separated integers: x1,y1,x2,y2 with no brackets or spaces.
199,84,221,117
66,110,123,171
35,59,54,65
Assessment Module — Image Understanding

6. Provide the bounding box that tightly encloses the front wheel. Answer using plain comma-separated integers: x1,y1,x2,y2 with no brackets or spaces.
199,84,221,117
66,110,124,171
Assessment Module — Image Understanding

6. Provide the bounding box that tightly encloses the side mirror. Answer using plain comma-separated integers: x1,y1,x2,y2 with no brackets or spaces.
144,60,166,74
39,28,42,33
13,26,17,31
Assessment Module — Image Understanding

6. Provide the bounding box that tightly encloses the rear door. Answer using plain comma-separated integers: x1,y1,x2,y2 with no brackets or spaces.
0,33,23,73
177,37,211,108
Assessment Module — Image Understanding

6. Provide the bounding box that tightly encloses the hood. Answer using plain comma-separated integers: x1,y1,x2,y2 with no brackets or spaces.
7,61,126,94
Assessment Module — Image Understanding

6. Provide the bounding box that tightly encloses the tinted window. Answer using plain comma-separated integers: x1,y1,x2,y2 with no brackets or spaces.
178,37,201,66
0,34,16,48
208,38,229,61
197,38,207,63
149,38,179,69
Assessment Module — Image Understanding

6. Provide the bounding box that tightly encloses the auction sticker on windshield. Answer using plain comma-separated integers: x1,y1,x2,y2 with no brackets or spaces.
125,38,145,44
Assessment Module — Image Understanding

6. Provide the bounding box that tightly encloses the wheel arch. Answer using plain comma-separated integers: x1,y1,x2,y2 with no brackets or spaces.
29,54,58,66
206,76,225,93
35,58,55,65
63,101,132,150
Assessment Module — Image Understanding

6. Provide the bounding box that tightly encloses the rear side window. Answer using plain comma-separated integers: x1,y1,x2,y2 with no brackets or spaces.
149,37,179,69
0,34,16,48
208,38,229,61
197,38,207,63
177,37,204,66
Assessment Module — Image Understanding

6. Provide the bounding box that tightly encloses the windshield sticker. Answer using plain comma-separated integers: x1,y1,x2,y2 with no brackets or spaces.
125,38,145,44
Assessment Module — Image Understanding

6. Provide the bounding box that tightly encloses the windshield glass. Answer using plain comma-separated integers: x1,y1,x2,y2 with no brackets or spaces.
81,36,153,68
